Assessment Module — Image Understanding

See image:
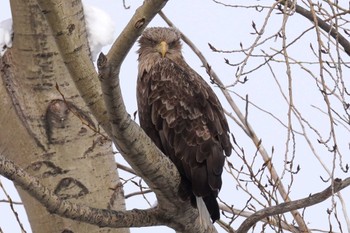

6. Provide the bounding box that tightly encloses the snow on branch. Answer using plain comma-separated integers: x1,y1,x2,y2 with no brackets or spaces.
0,4,115,60
0,18,13,57
83,4,115,60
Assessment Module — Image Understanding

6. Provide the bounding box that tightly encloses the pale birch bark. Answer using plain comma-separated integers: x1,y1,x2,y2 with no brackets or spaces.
1,0,128,232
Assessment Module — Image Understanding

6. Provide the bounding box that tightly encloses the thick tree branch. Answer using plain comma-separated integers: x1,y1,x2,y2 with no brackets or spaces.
97,52,180,206
236,177,350,233
106,0,167,67
36,0,109,130
0,154,161,228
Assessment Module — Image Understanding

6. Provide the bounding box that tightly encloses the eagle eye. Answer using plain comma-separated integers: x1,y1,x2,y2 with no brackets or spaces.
145,38,157,46
168,41,177,48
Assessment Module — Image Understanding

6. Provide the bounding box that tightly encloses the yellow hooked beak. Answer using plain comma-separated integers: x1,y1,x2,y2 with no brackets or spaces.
158,41,168,58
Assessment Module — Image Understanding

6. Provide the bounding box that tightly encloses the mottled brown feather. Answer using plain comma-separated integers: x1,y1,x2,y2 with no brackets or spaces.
137,27,232,222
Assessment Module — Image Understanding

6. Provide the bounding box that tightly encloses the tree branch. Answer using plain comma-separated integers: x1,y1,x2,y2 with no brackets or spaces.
281,0,350,56
116,163,137,176
219,204,301,233
97,53,181,207
0,154,161,228
236,177,350,233
105,0,167,67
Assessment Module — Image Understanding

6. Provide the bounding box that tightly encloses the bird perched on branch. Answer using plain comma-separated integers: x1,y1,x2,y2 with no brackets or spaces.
136,27,232,226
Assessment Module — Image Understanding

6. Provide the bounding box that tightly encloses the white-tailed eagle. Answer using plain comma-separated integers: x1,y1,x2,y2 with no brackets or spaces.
137,27,232,224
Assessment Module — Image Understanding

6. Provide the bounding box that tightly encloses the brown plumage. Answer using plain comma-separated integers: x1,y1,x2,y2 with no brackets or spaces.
136,27,232,223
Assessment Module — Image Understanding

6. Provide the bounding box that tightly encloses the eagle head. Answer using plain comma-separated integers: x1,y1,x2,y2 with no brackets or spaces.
137,27,183,72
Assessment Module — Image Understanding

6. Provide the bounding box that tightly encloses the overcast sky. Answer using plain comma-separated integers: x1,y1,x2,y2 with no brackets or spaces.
1,1,350,233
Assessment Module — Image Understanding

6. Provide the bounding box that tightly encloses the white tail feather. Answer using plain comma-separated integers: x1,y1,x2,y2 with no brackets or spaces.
196,196,211,229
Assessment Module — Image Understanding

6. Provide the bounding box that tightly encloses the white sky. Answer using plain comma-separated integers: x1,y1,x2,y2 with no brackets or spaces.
1,0,350,233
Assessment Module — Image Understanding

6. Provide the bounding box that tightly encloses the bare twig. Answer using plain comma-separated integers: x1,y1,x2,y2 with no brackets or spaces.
0,180,27,233
116,163,137,175
0,199,22,205
125,190,153,199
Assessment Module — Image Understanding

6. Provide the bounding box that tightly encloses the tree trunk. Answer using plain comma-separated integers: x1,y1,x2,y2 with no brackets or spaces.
0,0,128,232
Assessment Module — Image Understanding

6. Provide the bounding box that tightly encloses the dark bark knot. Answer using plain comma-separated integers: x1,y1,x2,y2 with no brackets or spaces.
54,177,89,199
67,24,75,35
135,18,146,29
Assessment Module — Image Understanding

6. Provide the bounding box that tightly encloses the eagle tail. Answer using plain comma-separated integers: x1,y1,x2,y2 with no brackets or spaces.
196,196,211,229
203,194,220,222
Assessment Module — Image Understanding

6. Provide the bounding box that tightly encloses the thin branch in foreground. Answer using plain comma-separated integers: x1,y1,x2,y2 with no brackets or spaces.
0,199,22,205
116,162,137,175
219,204,300,233
125,190,153,199
235,177,350,233
0,179,27,233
